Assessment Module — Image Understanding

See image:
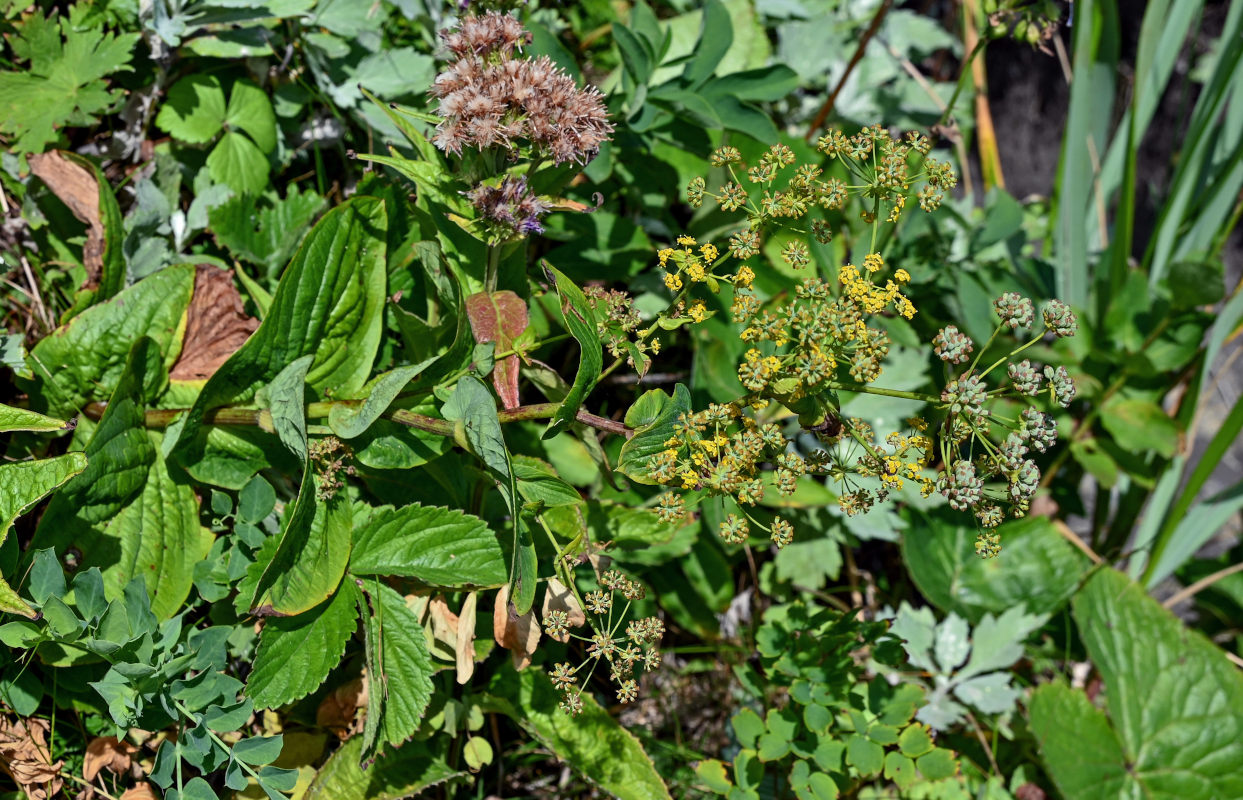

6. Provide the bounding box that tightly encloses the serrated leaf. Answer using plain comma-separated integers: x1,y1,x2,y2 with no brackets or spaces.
247,580,359,709
360,582,435,761
349,504,506,588
0,14,140,152
1032,568,1243,799
303,734,464,800
175,196,388,460
210,187,325,276
487,663,672,799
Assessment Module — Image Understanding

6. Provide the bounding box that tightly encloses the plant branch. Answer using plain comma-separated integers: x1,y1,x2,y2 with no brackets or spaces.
1162,561,1243,609
805,0,895,142
83,399,633,438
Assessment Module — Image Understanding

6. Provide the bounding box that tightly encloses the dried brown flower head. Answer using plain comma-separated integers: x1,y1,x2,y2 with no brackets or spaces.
431,12,613,164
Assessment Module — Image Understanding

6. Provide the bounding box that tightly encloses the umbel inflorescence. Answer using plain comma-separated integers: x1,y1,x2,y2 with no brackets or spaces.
638,133,1077,559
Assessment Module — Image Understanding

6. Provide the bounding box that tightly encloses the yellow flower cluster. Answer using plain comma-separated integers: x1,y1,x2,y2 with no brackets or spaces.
838,254,917,320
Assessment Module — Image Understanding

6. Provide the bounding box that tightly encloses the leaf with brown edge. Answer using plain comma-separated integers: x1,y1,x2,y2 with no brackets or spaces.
83,736,138,782
465,290,529,410
541,577,585,643
28,151,104,288
492,583,540,670
455,591,479,685
170,264,259,381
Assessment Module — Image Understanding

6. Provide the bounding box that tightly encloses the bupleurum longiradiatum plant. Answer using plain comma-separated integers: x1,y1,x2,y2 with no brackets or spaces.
643,129,1077,559
542,570,665,716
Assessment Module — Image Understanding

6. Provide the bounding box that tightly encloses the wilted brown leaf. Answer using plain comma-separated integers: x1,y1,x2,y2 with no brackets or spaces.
541,577,585,643
169,264,259,381
84,735,139,781
428,595,459,648
465,290,529,409
455,591,479,685
0,716,64,800
120,782,160,800
317,676,368,741
492,583,540,671
28,151,105,289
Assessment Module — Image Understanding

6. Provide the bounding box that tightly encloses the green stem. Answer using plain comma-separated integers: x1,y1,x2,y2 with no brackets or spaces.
822,381,940,403
977,329,1046,380
84,400,632,438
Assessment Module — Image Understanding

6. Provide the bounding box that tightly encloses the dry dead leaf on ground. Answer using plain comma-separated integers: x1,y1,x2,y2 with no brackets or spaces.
317,676,368,741
28,151,105,290
120,782,160,800
84,735,139,781
492,584,540,671
0,716,64,800
456,591,479,685
540,577,585,643
169,264,259,381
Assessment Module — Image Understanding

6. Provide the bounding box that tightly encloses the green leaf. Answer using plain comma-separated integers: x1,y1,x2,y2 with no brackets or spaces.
883,752,916,790
360,582,435,761
349,504,506,588
1030,682,1131,799
156,74,227,143
617,384,692,484
304,734,464,800
208,131,271,195
683,0,733,87
542,264,603,438
845,733,883,776
915,748,956,780
265,354,314,461
487,663,672,799
327,359,437,438
233,735,285,765
238,476,277,523
731,707,764,749
210,187,325,276
250,469,351,617
897,724,933,758
225,80,277,153
175,197,388,460
33,340,211,619
0,14,140,153
1100,397,1180,458
21,264,195,417
695,759,733,794
1080,568,1243,797
0,451,87,613
703,65,800,102
247,581,359,709
901,512,1087,623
